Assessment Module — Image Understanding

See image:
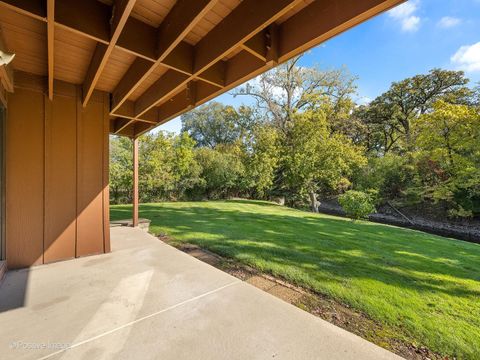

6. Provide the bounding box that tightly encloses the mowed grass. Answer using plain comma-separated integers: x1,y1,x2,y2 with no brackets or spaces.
111,200,480,358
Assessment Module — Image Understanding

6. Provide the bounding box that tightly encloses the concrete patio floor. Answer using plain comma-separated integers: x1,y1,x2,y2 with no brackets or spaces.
0,227,402,360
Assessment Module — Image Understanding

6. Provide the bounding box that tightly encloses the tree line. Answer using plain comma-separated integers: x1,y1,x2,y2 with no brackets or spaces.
110,56,480,219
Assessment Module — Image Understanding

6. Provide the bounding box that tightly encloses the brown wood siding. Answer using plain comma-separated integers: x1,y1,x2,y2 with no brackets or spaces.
76,92,106,257
6,88,44,268
44,92,77,263
5,80,110,268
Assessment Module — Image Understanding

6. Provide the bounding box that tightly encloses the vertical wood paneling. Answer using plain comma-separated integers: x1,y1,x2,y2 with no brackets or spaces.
5,81,110,268
44,93,77,263
6,88,44,268
76,92,105,257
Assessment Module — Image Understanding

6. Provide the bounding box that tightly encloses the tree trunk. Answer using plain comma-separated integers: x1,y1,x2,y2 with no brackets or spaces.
309,191,320,213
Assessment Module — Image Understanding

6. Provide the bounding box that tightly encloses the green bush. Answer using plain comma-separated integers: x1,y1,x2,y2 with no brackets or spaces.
339,190,376,220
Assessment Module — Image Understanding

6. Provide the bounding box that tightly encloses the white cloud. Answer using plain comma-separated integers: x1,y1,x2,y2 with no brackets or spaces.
438,16,461,28
451,42,480,72
401,16,421,31
388,1,421,32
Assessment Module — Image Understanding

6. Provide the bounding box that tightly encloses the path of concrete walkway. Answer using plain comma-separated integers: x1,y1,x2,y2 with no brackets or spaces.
0,227,402,360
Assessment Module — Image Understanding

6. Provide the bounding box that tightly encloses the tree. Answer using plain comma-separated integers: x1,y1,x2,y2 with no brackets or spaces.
195,144,245,199
414,101,480,216
352,104,402,155
109,136,133,204
283,111,367,212
361,69,471,151
181,102,258,148
473,83,480,107
235,55,357,132
171,132,202,199
244,124,280,197
235,56,358,205
138,132,176,201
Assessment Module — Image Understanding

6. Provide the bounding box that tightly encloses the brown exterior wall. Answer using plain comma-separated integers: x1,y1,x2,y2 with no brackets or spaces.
6,88,45,268
6,78,110,269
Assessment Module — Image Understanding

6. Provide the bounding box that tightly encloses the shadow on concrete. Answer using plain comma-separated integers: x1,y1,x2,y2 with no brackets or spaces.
0,268,29,312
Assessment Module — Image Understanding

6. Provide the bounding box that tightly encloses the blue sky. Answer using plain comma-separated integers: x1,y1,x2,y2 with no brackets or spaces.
159,0,480,133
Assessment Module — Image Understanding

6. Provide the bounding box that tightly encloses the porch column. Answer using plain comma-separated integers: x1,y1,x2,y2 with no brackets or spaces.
132,137,139,227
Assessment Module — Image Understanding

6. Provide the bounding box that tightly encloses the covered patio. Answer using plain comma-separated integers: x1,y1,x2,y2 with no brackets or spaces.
0,0,407,358
0,227,400,359
0,0,404,269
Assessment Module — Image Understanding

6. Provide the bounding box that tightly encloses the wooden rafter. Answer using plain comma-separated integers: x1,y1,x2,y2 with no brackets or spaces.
0,82,6,107
0,0,405,137
278,0,405,63
0,28,14,95
132,0,302,119
130,0,405,136
110,0,218,113
46,0,54,100
241,32,268,62
0,0,45,21
0,0,146,59
82,0,137,107
112,100,158,135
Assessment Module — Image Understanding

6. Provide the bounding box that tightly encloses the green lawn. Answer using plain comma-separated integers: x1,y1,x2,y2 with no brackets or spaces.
111,200,480,359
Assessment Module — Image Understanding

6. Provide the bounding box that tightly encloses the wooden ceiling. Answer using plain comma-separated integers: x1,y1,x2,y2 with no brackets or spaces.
0,0,405,138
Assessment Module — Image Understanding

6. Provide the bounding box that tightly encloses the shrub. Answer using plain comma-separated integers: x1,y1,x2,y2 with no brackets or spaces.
339,190,376,221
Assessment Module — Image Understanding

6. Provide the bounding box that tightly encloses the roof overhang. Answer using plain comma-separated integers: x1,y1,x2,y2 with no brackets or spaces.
0,0,405,137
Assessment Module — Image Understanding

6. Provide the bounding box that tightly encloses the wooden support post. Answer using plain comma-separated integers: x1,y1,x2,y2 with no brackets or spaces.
132,137,139,227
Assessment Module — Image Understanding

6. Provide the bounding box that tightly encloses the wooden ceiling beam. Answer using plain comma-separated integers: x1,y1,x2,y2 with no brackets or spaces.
146,0,405,127
161,41,194,75
0,0,150,57
133,121,154,138
193,0,299,75
133,51,271,133
134,70,190,116
133,0,301,119
0,63,13,94
0,0,205,95
278,0,406,63
3,0,405,137
190,52,272,111
113,118,132,134
114,100,158,122
110,0,217,114
241,31,267,62
136,0,405,125
0,28,14,93
82,0,137,107
115,121,135,138
156,0,218,61
197,61,226,88
132,82,197,138
113,117,156,138
116,17,157,61
0,82,6,107
0,0,45,21
55,0,111,43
